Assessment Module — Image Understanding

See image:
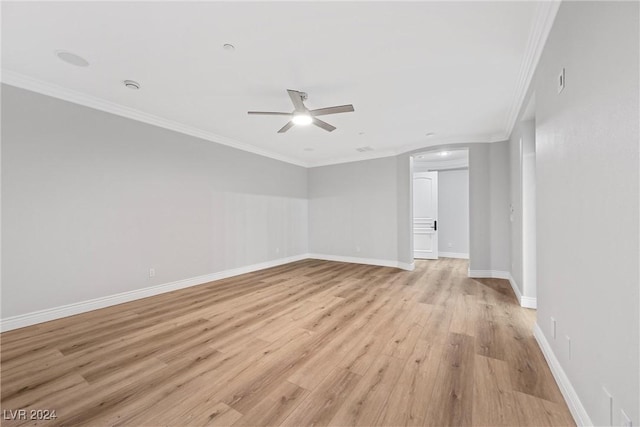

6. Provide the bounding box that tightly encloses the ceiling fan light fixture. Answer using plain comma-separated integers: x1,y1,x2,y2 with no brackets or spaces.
292,113,313,126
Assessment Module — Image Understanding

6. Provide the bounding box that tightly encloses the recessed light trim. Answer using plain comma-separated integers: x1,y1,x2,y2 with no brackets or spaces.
426,132,436,137
123,80,140,90
439,151,450,157
304,147,314,152
55,50,89,67
223,43,235,52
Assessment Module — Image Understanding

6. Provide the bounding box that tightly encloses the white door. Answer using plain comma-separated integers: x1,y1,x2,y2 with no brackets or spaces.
413,171,438,259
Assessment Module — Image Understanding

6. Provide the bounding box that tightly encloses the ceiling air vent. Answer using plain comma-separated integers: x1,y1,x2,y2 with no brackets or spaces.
356,146,374,153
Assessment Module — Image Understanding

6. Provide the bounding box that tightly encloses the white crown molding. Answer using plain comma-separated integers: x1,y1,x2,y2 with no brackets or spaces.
504,0,561,138
395,133,506,158
308,134,501,168
1,70,308,168
533,323,592,426
3,0,560,171
3,69,497,169
307,149,399,168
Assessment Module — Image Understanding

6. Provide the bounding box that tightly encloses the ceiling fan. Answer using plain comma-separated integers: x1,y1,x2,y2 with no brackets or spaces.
248,89,355,133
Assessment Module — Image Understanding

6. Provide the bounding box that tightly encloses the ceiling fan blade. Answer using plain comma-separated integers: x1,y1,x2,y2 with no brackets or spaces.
248,111,291,116
278,121,295,133
310,104,355,116
287,89,306,112
312,117,336,132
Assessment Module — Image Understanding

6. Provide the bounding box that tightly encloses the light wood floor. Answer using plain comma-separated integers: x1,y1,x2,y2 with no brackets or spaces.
1,258,574,427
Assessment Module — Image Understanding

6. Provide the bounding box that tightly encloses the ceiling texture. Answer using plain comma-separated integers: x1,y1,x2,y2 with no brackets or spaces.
1,1,559,167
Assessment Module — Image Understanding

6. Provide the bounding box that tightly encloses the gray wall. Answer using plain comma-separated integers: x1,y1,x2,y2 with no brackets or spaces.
437,169,469,256
469,142,511,273
469,145,491,270
521,120,536,300
534,1,639,424
308,157,399,262
396,154,413,265
2,85,309,318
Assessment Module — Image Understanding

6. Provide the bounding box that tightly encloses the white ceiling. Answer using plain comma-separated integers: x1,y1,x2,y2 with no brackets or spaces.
1,1,556,167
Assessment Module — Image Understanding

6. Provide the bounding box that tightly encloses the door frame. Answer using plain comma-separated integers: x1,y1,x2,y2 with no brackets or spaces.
410,148,470,264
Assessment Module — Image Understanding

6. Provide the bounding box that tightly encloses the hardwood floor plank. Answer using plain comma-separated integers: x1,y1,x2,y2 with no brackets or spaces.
281,368,362,427
472,355,518,426
327,354,405,427
423,332,475,426
0,258,574,427
376,338,439,427
232,381,309,427
475,302,508,360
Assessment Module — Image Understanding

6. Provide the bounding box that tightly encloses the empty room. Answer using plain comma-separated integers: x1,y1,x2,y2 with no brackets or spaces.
1,1,638,426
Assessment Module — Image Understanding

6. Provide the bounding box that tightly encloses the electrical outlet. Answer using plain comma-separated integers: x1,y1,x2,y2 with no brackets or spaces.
603,387,613,426
447,242,453,248
149,268,155,278
551,317,557,339
275,247,280,254
565,335,571,360
356,245,361,253
621,409,632,427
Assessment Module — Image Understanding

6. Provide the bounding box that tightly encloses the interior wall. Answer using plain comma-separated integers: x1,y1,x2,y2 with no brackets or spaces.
534,1,639,424
1,84,309,318
396,154,413,265
508,119,535,296
521,121,536,300
308,157,399,264
437,169,469,257
468,142,511,273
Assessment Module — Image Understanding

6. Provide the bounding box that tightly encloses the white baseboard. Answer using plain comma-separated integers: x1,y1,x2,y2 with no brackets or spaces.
309,253,415,271
520,295,537,309
468,270,537,309
0,254,309,332
533,323,592,426
1,253,416,332
438,252,469,259
507,274,537,309
468,269,510,280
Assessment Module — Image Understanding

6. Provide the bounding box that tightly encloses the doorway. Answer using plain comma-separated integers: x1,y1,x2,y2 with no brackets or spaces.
412,149,469,261
413,171,438,259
